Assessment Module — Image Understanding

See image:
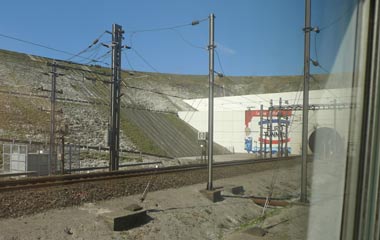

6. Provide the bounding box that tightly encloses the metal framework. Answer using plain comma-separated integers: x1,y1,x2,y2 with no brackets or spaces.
270,102,355,111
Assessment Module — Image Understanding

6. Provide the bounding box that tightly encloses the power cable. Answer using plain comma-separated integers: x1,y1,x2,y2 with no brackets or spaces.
125,85,186,99
169,28,207,50
182,99,203,123
215,50,226,75
214,49,269,103
66,31,107,61
311,33,330,74
126,17,208,59
79,44,103,63
0,32,109,65
122,50,135,72
318,2,356,32
0,89,176,114
131,48,161,73
309,74,337,98
85,49,111,65
127,47,200,101
125,17,208,34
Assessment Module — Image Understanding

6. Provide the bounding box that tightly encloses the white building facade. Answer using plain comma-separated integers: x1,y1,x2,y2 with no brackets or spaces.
178,88,351,156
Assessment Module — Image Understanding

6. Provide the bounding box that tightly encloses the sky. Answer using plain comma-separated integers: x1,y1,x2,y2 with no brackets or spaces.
0,0,355,76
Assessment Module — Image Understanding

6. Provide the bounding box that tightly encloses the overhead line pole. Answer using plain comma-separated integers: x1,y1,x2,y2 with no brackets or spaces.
46,61,64,174
49,62,57,175
301,0,311,203
277,98,281,157
260,104,264,157
109,24,123,171
269,99,273,158
207,13,215,191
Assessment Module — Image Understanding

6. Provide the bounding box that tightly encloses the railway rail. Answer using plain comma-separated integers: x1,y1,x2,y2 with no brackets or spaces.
0,155,300,192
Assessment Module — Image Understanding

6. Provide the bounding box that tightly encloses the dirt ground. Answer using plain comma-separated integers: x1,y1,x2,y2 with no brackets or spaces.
0,162,309,240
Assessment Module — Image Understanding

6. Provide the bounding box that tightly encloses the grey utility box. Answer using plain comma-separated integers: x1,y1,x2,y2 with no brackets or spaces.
27,153,49,176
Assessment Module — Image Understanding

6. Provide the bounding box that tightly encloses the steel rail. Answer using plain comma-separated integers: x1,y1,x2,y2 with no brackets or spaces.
0,156,300,192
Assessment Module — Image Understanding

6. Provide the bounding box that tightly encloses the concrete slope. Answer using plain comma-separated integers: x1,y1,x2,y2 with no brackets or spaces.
122,109,229,158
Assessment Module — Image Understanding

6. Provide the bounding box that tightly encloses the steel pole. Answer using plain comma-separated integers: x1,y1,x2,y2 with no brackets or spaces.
207,13,215,191
49,61,57,175
278,98,282,157
61,136,64,174
301,0,311,203
264,113,268,157
260,104,264,157
334,99,337,158
269,99,273,158
109,24,123,171
285,115,289,157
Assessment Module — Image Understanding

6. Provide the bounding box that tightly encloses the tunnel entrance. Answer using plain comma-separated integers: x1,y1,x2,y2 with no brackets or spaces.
308,127,344,159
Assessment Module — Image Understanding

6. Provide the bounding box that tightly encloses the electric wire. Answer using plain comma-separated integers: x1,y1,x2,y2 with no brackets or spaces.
0,89,175,114
122,48,193,99
169,28,207,50
309,74,338,98
66,31,107,61
125,17,208,34
182,99,203,123
122,50,135,71
131,48,161,73
0,32,108,65
80,44,103,63
85,49,112,65
214,49,269,103
125,85,186,99
311,33,330,74
318,2,356,32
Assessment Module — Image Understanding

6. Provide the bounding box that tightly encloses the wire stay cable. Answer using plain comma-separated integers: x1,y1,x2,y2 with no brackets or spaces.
66,31,107,61
125,17,208,34
0,32,108,65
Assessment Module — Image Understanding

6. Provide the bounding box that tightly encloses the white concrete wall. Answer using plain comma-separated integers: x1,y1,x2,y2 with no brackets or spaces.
179,88,351,155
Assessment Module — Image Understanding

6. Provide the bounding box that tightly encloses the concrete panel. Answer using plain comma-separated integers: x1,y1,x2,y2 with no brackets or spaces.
179,89,352,155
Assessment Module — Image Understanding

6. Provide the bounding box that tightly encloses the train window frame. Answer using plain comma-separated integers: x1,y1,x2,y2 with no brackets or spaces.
340,0,380,239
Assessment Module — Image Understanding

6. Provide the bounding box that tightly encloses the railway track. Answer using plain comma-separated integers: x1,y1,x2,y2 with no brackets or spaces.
0,155,300,192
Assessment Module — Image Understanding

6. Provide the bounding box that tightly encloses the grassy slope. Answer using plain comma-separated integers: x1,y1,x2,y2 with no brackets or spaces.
120,112,167,156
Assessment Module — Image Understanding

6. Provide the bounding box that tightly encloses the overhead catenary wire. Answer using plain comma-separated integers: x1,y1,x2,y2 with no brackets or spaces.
3,52,186,104
318,2,356,32
125,17,208,34
131,48,161,73
78,44,103,63
169,28,207,50
214,49,269,103
84,48,112,65
0,32,109,65
125,17,208,64
311,3,356,73
122,50,135,72
66,31,107,61
0,50,112,79
0,89,176,114
311,33,330,74
125,85,186,99
125,47,204,101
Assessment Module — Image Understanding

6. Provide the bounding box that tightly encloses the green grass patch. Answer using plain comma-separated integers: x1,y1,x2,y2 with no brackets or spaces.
120,114,166,156
164,113,197,138
238,207,284,231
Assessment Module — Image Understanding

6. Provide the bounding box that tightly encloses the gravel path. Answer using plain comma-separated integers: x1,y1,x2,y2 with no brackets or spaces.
0,159,300,218
0,159,308,240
